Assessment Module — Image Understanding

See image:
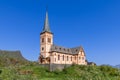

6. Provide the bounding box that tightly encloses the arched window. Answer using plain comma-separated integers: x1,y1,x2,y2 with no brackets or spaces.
82,57,84,60
79,57,81,60
55,58,56,62
42,38,44,43
48,38,51,43
75,56,76,60
67,56,69,61
58,55,60,60
42,47,44,51
63,55,64,61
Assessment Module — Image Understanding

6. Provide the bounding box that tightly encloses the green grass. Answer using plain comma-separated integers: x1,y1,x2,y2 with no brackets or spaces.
0,52,120,80
0,63,120,80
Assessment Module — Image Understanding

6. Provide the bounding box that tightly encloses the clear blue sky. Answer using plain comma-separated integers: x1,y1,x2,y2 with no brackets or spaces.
0,0,120,65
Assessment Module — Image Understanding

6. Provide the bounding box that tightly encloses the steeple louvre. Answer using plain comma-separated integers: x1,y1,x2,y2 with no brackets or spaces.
41,10,52,34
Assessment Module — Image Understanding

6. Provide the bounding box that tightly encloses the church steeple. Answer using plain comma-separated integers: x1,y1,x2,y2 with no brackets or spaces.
41,10,51,34
40,10,53,60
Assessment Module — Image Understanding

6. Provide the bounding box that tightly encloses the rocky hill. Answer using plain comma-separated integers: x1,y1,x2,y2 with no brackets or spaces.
0,50,27,61
0,50,28,67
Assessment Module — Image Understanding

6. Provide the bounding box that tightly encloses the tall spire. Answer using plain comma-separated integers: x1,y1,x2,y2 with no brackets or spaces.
41,10,51,34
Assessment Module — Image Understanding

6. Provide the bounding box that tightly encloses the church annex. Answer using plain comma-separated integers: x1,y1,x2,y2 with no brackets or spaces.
39,11,87,65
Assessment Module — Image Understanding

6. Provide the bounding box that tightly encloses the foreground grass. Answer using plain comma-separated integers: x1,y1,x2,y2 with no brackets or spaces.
0,63,120,80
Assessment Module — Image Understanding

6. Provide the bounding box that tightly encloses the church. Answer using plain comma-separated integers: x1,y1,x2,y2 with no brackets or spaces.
39,11,87,65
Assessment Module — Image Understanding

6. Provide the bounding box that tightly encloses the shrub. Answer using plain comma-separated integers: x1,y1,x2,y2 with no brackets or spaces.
0,70,2,74
53,69,61,75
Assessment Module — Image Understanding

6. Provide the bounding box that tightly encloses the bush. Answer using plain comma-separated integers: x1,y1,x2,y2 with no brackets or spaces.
0,70,2,74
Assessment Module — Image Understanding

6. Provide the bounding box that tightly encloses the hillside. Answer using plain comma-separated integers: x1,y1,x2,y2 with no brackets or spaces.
0,50,27,60
0,50,28,67
0,50,120,80
0,64,120,80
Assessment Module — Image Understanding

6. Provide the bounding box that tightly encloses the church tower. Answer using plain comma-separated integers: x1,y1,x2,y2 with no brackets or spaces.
39,10,88,67
40,11,53,61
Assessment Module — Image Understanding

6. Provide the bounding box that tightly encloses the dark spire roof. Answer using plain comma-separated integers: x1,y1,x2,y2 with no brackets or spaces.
41,10,52,34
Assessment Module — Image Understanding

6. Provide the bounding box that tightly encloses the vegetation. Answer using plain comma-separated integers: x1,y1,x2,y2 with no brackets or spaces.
0,51,28,67
0,50,27,61
0,61,120,80
0,50,120,80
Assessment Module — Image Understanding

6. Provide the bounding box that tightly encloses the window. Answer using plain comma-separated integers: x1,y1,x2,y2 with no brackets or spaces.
71,56,72,61
42,38,44,43
48,38,51,43
42,47,44,51
55,58,56,62
79,57,81,60
82,57,84,60
75,56,76,60
67,56,69,61
58,55,60,60
63,55,64,61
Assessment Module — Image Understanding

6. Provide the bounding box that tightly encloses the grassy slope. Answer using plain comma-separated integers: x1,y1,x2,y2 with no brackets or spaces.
0,50,120,80
0,62,120,80
0,50,27,61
